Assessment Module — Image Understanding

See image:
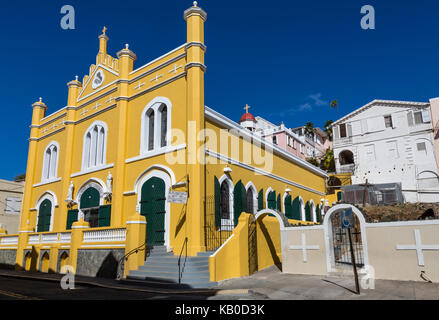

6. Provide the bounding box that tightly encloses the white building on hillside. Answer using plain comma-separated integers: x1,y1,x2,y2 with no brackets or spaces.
332,99,439,203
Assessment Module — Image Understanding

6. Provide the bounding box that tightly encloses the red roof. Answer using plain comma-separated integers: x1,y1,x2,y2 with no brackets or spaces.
239,112,256,123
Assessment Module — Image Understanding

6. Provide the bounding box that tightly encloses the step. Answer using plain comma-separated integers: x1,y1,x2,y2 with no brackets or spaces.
139,264,209,273
122,277,217,289
145,256,209,263
129,269,210,279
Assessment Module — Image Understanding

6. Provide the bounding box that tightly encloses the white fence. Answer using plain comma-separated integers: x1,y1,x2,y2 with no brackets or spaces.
281,204,439,283
82,228,126,243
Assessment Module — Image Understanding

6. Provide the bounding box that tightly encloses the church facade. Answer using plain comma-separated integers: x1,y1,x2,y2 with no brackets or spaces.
5,3,329,278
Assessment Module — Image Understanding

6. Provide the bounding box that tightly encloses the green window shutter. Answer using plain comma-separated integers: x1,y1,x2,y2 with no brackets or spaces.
305,202,311,221
267,191,276,210
80,187,100,209
258,189,264,211
276,194,281,212
233,180,246,226
98,205,112,227
316,204,322,223
214,176,221,227
292,197,300,220
66,209,79,230
284,195,293,219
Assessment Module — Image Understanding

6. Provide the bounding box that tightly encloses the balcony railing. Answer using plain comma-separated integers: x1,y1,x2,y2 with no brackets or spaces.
338,163,356,174
82,228,126,243
0,235,18,245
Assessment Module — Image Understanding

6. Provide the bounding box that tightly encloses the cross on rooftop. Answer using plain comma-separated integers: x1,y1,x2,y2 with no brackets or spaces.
102,26,107,35
244,104,251,113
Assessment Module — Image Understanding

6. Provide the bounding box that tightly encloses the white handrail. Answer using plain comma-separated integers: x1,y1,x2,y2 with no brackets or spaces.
83,228,126,243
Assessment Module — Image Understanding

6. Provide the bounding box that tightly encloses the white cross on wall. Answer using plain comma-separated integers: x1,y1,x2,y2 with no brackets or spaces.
288,233,320,262
92,102,101,110
106,96,114,104
168,64,183,74
80,109,88,116
51,123,57,130
150,73,163,83
134,81,145,90
396,229,439,266
42,128,48,134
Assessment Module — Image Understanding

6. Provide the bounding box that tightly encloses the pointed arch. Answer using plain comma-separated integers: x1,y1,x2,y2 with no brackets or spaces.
245,181,258,214
82,121,108,170
41,141,60,182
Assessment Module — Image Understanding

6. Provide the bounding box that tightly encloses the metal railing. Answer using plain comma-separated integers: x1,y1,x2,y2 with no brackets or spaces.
116,241,147,280
178,237,188,284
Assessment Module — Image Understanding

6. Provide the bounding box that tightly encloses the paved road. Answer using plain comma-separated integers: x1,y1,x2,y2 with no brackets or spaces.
0,275,216,300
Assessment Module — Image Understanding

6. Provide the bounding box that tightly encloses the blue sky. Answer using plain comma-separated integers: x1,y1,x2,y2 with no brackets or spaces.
1,0,439,180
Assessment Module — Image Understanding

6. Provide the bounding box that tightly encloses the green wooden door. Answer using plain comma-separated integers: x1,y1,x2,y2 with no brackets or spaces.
267,191,276,210
305,201,311,221
66,209,79,230
233,180,247,226
284,195,293,219
37,199,52,232
258,189,264,211
140,177,166,246
292,197,300,220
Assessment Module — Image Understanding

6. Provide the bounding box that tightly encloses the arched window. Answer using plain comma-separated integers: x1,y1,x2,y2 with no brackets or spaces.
220,181,230,220
159,104,168,148
246,188,254,213
147,109,155,151
141,99,171,154
42,143,59,181
82,122,107,170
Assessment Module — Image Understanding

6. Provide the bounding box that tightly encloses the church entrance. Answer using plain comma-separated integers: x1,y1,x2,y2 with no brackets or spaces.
140,177,166,247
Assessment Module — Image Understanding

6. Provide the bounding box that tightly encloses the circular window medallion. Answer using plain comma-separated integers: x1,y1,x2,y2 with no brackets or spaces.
92,69,105,89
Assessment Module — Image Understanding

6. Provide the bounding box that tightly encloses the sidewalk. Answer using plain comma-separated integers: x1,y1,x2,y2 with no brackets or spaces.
0,266,438,300
210,265,439,300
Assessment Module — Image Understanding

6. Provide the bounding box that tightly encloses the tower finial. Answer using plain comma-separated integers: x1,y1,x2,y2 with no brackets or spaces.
125,43,129,50
102,26,107,35
193,1,197,7
244,104,251,113
39,97,42,102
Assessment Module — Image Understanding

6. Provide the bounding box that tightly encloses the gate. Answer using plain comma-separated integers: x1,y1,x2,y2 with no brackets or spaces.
330,211,364,268
248,214,258,275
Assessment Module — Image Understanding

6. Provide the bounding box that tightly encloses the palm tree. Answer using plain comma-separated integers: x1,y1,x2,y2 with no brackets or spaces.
324,120,334,142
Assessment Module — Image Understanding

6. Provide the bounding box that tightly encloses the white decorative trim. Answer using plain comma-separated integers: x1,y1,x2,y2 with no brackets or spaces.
133,164,177,191
218,174,234,227
33,178,62,188
204,107,328,178
365,220,439,228
210,234,234,258
396,229,439,266
126,221,147,225
81,120,108,172
126,144,186,164
81,244,125,248
205,149,326,196
129,43,187,75
135,169,173,250
71,163,114,178
245,181,258,214
139,97,172,155
265,187,274,209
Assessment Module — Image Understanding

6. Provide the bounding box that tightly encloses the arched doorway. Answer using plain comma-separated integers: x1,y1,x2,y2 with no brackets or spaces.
25,252,32,271
323,204,369,272
59,252,69,273
41,252,50,273
140,177,166,247
37,199,52,232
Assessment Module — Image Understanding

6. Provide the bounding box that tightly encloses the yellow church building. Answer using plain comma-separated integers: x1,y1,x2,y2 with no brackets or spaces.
0,2,329,286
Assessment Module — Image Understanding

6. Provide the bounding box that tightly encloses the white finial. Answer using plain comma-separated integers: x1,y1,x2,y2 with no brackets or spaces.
125,44,129,50
193,1,198,7
75,75,78,81
39,97,42,102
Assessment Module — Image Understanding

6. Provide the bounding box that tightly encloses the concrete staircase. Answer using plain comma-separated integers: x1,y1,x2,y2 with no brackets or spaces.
125,246,217,289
